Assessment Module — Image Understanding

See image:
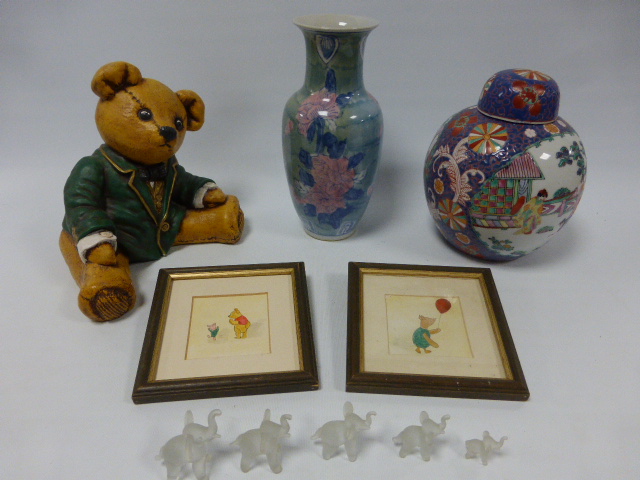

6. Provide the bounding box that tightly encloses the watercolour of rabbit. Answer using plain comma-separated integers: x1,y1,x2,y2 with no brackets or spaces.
465,431,508,465
231,409,292,473
393,412,450,461
157,409,222,480
311,401,376,462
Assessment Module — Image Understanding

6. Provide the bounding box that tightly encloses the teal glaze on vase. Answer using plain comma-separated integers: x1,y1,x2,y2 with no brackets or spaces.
282,15,383,240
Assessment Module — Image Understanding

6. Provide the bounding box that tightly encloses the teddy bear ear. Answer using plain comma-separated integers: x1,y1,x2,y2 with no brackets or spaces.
91,61,143,100
176,90,205,131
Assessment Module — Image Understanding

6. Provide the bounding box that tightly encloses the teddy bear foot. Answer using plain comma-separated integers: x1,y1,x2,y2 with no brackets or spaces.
78,283,136,322
74,259,137,322
60,230,137,322
176,195,245,245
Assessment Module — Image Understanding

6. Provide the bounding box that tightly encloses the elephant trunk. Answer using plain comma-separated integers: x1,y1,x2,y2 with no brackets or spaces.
365,412,377,426
439,414,451,431
279,414,292,436
207,409,222,438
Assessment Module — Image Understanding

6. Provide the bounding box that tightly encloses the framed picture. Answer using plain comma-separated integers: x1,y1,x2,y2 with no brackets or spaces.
132,262,319,404
346,262,529,401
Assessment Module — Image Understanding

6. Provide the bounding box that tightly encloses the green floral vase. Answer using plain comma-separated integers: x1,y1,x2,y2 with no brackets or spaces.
282,14,383,240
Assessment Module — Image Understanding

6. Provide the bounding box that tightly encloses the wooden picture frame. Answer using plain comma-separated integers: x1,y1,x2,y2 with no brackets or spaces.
133,262,319,404
346,262,528,401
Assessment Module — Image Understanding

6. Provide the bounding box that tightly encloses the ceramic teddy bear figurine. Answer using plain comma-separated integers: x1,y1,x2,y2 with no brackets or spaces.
311,401,376,462
392,411,450,461
60,61,244,322
157,409,222,480
465,431,508,465
231,409,292,474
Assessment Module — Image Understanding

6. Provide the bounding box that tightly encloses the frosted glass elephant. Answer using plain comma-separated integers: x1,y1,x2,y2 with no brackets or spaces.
465,431,508,465
156,409,222,480
311,401,376,461
231,409,292,474
393,411,450,461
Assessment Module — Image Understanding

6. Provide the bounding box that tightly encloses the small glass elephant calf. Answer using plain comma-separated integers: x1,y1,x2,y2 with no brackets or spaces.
311,401,376,462
157,409,222,480
393,411,450,461
231,409,292,474
465,431,508,465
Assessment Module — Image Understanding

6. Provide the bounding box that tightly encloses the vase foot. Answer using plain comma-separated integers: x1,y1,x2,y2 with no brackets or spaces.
304,229,356,241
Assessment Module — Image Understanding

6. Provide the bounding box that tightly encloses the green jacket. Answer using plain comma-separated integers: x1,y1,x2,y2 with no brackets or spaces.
62,145,213,263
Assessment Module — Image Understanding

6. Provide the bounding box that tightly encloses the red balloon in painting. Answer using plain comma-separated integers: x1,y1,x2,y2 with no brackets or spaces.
435,298,451,314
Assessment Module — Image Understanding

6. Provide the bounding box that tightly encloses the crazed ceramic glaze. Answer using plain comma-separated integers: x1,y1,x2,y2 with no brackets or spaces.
282,14,383,240
424,69,586,261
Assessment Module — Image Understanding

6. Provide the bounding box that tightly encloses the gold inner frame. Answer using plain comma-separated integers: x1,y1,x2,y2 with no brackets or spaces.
357,267,513,380
148,267,304,382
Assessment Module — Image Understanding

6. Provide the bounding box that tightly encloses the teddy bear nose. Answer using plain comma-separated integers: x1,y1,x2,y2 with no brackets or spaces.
159,126,178,142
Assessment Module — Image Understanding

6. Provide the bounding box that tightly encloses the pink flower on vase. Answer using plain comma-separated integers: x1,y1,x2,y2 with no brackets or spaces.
297,89,341,137
302,155,355,214
284,119,294,135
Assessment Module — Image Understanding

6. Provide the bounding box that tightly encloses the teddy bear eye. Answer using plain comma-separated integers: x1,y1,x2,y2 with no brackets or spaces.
138,108,153,121
175,117,185,131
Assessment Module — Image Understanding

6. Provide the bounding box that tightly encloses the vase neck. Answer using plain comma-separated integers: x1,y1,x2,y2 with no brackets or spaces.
300,29,371,93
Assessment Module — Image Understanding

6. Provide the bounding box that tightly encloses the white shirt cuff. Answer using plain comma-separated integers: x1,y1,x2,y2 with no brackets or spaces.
77,230,117,263
193,182,218,208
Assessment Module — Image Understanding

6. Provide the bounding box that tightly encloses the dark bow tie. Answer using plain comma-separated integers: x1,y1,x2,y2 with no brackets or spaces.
136,162,168,182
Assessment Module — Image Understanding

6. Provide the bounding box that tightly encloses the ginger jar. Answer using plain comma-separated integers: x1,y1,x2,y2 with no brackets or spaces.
424,69,586,260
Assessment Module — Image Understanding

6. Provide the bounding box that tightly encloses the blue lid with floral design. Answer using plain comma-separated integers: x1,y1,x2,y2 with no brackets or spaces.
477,69,560,124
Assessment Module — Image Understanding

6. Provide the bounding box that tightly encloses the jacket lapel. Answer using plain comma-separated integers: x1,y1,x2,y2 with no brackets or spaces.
99,145,162,226
159,159,179,224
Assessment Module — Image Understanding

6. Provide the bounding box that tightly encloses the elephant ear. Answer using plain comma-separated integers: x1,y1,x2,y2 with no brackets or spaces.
91,61,143,100
184,410,194,426
343,401,354,417
176,89,205,131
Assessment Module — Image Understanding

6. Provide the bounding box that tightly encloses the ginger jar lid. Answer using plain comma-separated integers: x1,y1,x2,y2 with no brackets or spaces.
477,69,560,124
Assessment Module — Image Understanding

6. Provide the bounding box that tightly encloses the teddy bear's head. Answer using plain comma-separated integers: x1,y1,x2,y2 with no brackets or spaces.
91,61,205,165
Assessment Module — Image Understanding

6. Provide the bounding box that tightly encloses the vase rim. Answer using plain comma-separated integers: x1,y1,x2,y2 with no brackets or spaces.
294,14,379,32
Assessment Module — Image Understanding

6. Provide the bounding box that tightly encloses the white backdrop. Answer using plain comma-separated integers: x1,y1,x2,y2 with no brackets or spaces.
1,1,639,478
